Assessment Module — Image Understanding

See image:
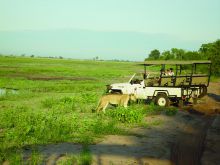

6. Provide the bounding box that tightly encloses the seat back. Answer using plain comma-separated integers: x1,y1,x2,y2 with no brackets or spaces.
191,76,208,86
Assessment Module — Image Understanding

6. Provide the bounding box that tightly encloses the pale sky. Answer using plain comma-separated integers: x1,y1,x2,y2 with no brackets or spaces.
0,0,220,60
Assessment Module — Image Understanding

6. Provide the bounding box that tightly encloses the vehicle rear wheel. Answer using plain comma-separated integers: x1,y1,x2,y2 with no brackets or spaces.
155,93,170,107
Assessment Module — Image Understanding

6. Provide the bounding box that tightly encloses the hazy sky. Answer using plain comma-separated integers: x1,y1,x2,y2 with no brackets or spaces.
0,0,220,60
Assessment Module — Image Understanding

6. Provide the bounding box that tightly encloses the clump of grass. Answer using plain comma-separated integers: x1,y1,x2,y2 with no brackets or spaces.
164,106,178,116
27,151,43,165
145,103,163,115
91,118,124,135
41,97,56,108
145,103,178,116
57,155,77,165
74,93,99,113
41,94,99,113
106,105,145,123
41,96,76,112
7,152,23,165
56,147,92,165
78,146,92,165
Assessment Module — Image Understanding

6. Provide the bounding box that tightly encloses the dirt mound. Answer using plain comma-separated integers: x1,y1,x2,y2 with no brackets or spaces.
192,96,220,115
194,82,220,115
183,82,220,115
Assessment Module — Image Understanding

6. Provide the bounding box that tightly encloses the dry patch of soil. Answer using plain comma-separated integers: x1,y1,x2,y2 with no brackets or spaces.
192,82,220,115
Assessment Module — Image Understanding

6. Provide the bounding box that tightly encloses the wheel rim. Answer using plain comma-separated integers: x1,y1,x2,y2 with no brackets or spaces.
157,97,166,106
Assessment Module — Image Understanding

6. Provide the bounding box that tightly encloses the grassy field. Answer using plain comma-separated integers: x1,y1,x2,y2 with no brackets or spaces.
0,56,176,164
1,56,218,164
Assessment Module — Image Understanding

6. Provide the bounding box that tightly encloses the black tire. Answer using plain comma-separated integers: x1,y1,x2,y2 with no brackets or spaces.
155,93,170,107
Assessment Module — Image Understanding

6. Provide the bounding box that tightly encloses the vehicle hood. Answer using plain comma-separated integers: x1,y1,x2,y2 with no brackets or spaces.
110,82,130,89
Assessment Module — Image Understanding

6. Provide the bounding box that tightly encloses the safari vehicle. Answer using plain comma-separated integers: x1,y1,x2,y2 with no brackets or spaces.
107,60,212,107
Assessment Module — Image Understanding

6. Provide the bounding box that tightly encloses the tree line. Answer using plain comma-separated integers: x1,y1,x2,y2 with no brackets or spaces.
145,39,220,76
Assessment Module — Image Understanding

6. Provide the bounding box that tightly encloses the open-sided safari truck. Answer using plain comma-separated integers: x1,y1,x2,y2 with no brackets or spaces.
107,60,212,107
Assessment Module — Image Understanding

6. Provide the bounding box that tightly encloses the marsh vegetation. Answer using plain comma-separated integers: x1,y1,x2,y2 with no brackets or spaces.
0,56,178,164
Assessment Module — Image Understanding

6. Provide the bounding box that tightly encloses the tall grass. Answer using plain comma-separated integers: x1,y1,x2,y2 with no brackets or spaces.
0,56,173,163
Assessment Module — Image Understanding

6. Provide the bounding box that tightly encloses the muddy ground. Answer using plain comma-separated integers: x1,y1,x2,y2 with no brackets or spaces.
4,82,220,165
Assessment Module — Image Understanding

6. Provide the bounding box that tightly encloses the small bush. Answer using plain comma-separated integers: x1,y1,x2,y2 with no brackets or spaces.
56,154,77,165
41,98,56,108
106,106,145,123
165,107,178,116
146,103,178,116
78,146,92,165
91,119,123,135
8,152,23,165
146,103,163,115
27,151,43,165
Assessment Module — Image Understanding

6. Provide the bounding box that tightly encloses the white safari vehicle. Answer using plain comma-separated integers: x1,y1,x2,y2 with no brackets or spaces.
107,61,212,107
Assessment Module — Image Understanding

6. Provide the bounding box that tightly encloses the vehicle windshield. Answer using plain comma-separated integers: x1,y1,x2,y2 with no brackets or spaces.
130,73,144,84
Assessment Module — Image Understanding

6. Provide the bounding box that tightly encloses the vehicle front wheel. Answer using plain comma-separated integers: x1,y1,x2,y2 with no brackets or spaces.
155,93,170,107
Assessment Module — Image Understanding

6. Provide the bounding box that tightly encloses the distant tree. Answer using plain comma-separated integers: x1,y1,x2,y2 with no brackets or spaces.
160,50,174,60
59,56,63,59
199,39,220,75
199,43,214,60
182,51,200,60
93,56,99,61
146,49,160,60
144,40,220,76
170,48,185,60
30,54,35,58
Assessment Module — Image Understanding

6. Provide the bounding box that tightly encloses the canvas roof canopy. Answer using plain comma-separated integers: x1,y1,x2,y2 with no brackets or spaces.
140,60,211,65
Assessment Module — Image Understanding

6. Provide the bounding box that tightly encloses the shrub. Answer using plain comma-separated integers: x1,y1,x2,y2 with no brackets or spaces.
146,103,163,115
145,103,178,116
164,107,178,116
106,106,145,123
91,119,123,135
78,146,92,165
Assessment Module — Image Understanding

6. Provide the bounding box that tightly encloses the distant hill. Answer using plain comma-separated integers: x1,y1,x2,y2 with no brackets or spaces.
0,29,204,61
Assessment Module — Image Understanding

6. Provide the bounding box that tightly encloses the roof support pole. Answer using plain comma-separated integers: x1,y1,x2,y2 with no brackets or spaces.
208,63,212,86
194,64,197,74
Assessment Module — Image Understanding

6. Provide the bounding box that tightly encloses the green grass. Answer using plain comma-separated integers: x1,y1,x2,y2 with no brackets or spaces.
56,147,92,165
0,56,179,164
106,105,146,123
